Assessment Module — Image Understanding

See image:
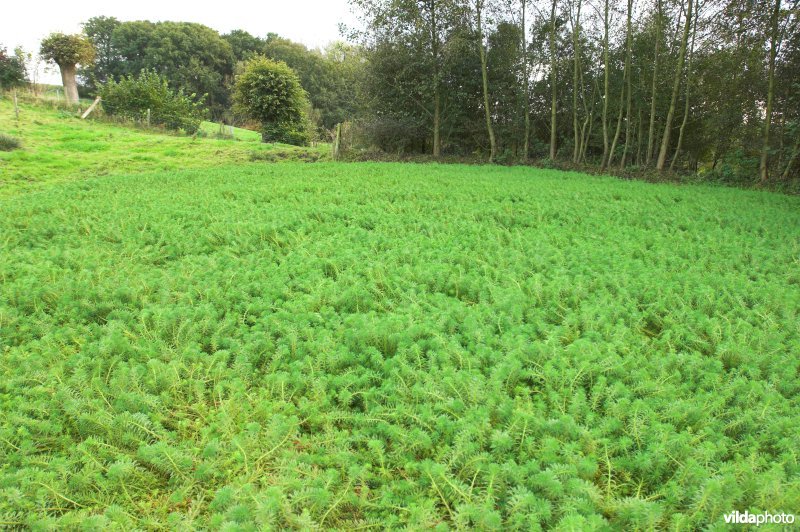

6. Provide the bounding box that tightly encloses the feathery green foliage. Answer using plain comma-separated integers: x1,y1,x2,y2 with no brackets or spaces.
1,162,798,528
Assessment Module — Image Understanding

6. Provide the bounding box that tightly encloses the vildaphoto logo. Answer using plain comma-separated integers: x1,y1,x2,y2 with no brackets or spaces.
723,510,795,526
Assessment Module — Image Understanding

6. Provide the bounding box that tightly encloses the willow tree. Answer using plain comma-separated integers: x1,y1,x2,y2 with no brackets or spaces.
40,33,95,105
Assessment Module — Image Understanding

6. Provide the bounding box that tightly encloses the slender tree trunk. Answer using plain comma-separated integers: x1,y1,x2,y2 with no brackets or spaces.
582,77,599,163
620,0,634,168
59,63,80,105
781,136,800,181
656,0,693,171
647,0,662,165
571,1,582,163
636,101,643,165
601,0,610,169
607,76,625,168
522,0,531,162
549,0,558,160
476,0,497,163
431,0,442,158
760,0,782,183
671,0,698,172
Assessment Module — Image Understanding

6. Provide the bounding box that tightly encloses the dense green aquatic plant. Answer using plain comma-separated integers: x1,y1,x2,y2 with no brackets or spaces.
1,162,799,528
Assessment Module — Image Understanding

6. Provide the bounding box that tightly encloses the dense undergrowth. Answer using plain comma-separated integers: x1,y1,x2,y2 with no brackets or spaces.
1,162,799,528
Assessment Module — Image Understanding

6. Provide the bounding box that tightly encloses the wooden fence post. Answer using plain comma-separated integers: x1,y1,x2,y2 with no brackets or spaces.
81,96,102,119
332,123,342,161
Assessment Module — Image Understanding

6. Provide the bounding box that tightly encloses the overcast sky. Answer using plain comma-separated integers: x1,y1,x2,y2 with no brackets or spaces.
3,0,356,83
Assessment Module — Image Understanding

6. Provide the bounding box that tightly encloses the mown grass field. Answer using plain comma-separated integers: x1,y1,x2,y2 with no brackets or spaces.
1,102,800,529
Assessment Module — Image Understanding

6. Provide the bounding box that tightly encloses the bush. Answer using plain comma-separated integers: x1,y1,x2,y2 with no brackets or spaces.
233,57,311,146
0,133,21,151
100,70,205,134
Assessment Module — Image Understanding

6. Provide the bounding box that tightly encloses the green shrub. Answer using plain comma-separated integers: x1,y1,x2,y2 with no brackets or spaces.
233,57,311,146
0,133,21,151
100,70,205,134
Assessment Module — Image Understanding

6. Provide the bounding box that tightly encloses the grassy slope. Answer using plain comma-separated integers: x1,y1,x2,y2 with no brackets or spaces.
0,99,326,197
1,152,799,528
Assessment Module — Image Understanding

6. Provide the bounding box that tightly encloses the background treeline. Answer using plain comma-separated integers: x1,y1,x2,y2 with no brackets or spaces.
3,0,799,187
346,0,800,186
78,17,363,133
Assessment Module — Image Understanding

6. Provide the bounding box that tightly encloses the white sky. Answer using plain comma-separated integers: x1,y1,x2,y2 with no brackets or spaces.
3,0,356,83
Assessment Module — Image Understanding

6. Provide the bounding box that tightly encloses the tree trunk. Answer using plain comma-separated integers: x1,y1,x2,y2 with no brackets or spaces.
522,0,531,162
781,136,800,181
431,0,442,158
571,0,582,163
601,0,610,169
581,77,599,164
620,0,634,168
60,63,80,105
636,101,643,165
646,0,662,165
549,0,558,160
670,0,698,172
760,0,782,183
477,0,497,163
607,76,625,168
656,0,692,171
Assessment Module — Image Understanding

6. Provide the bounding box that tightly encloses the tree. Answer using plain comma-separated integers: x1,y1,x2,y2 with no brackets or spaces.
233,57,311,145
81,16,121,89
223,30,266,62
0,45,27,91
110,21,234,118
760,0,783,182
40,33,95,104
475,0,498,162
349,0,459,157
656,0,693,171
670,0,699,171
548,0,558,160
601,0,611,169
646,0,663,165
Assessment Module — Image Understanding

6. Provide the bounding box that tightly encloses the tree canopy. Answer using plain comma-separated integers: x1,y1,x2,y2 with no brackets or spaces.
40,33,95,68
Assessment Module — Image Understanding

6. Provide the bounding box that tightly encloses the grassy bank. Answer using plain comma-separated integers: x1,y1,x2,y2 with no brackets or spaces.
0,98,327,197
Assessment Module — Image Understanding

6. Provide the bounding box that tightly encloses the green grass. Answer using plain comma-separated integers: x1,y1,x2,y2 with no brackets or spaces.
199,121,263,141
1,157,799,528
0,99,328,197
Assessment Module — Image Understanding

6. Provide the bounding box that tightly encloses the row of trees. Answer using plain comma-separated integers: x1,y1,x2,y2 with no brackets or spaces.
347,0,799,183
5,3,798,184
14,18,362,134
76,17,361,129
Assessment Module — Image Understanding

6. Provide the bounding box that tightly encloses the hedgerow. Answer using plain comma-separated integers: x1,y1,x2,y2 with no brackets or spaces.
0,163,798,528
100,70,205,134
